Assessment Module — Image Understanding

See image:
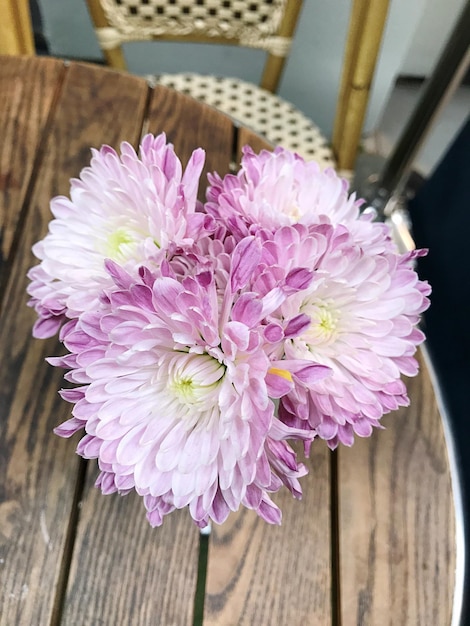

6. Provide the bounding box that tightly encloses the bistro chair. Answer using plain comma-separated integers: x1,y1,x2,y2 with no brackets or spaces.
85,0,390,173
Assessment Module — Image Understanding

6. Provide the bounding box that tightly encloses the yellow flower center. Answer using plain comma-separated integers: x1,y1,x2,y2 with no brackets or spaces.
286,204,301,222
170,376,198,404
303,301,341,347
166,353,226,413
105,228,136,262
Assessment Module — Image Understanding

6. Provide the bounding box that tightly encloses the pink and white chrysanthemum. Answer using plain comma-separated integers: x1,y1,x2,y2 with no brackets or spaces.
27,133,210,338
52,237,329,528
205,145,393,253
256,224,431,448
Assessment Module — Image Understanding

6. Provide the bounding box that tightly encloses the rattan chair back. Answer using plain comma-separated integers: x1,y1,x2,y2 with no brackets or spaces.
86,0,301,92
85,0,390,171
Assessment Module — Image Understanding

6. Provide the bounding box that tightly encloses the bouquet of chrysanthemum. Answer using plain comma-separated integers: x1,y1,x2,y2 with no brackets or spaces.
27,134,430,528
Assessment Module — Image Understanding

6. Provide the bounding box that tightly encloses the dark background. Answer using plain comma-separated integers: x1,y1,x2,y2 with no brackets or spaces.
409,117,470,623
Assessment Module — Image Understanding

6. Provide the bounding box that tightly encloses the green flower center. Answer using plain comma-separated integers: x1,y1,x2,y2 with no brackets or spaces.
170,377,198,404
303,300,341,347
166,353,226,413
105,228,136,261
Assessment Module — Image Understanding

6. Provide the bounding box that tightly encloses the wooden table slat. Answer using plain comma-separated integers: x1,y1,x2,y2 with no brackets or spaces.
0,57,64,277
62,467,202,626
204,446,333,626
0,60,149,626
0,57,73,626
205,126,335,626
61,82,236,626
338,349,456,625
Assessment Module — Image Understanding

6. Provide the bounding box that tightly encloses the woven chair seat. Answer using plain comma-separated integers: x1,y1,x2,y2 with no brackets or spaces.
154,73,335,168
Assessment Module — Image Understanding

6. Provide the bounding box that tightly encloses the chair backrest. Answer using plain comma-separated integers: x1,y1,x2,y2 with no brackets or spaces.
0,0,35,56
85,0,303,92
86,0,390,172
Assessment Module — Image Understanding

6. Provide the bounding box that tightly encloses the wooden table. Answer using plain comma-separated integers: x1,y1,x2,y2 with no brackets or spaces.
0,56,459,626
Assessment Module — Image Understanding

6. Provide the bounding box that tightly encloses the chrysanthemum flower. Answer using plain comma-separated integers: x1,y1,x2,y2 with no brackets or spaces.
254,223,431,448
52,237,329,527
30,137,432,528
27,134,209,338
205,145,393,253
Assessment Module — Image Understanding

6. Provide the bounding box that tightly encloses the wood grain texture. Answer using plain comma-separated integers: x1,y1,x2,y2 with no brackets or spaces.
0,56,64,276
53,67,201,625
338,349,456,625
62,466,201,626
204,445,332,626
0,61,149,626
0,55,458,626
210,119,332,626
147,84,235,194
61,81,236,626
0,59,73,626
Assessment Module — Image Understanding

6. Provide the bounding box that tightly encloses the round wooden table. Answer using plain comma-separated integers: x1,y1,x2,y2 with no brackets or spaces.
0,56,460,625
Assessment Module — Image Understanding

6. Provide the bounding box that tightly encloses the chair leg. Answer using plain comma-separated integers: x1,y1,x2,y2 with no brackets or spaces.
332,0,390,172
85,0,128,70
0,0,35,55
102,46,128,71
260,0,304,93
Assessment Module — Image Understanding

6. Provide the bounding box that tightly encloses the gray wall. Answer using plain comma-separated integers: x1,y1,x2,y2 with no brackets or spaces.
37,0,431,137
401,0,466,76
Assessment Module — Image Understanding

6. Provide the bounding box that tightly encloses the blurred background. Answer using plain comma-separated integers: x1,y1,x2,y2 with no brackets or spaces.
31,0,469,176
